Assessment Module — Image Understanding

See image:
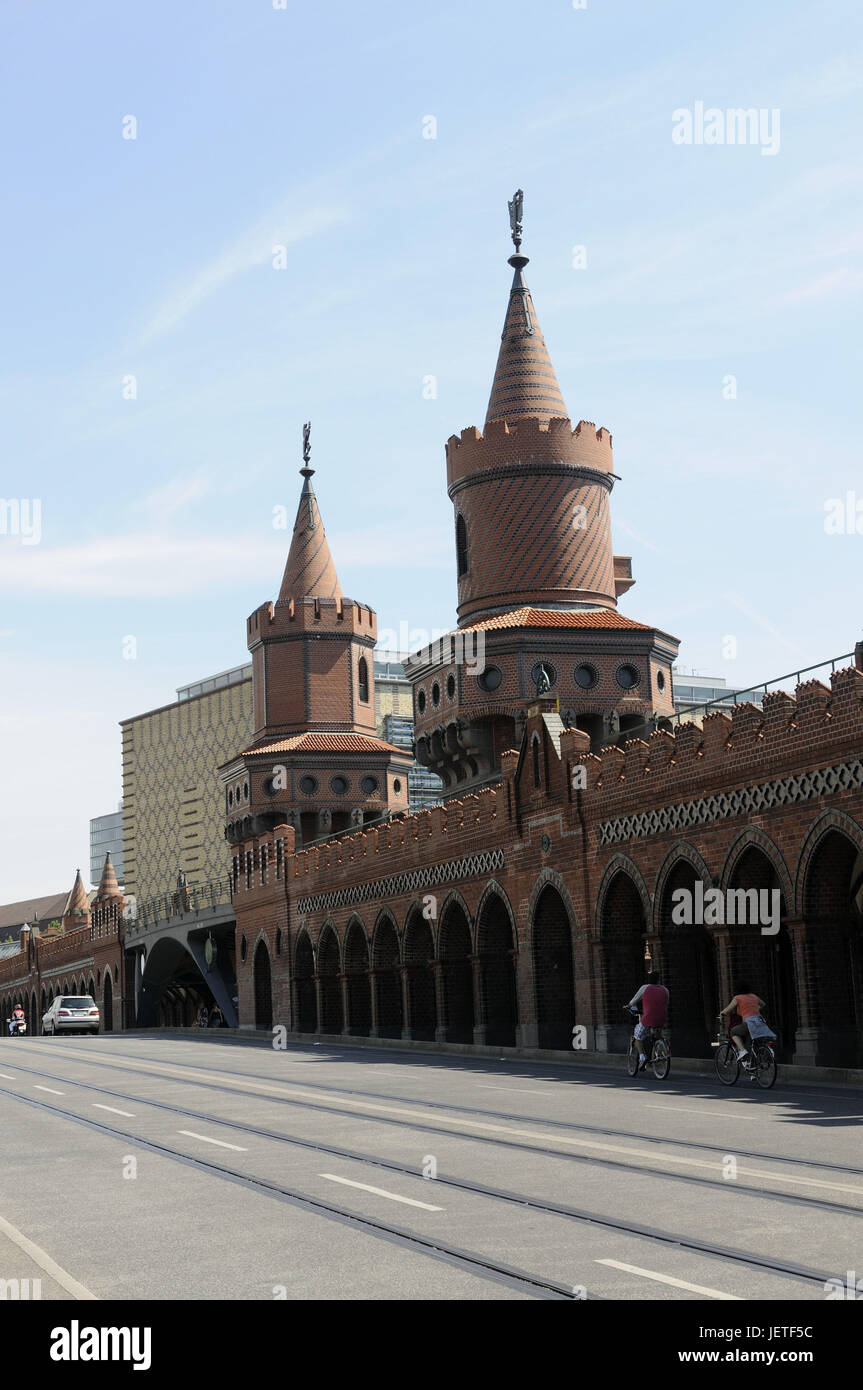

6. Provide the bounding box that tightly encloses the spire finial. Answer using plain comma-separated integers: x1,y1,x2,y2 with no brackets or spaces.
300,420,313,479
508,188,524,253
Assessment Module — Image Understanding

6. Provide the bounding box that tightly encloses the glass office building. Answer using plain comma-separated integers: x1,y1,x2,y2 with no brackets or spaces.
90,809,124,887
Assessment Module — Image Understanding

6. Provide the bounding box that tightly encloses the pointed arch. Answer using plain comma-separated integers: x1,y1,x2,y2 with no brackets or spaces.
294,928,317,1034
317,924,343,1034
476,887,518,1047
344,916,371,1037
371,909,402,1038
438,892,474,1043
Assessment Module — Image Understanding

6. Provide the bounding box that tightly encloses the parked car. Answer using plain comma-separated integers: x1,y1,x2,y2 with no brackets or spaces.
42,996,100,1036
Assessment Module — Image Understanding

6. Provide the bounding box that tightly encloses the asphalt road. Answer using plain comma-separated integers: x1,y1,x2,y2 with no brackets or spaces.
0,1034,861,1301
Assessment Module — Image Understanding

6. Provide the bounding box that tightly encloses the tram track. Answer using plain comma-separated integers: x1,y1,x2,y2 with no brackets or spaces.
0,1080,840,1297
12,1039,863,1188
3,1050,863,1235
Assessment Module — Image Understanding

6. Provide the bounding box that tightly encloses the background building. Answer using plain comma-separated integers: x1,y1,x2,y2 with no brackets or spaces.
89,807,125,886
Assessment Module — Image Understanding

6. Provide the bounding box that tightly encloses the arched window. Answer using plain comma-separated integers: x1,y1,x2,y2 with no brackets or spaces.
456,515,469,577
358,656,369,703
532,736,541,789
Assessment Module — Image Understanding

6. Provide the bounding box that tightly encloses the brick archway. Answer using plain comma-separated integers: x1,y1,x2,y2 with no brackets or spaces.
344,917,371,1037
476,888,518,1048
438,892,474,1043
530,882,575,1051
371,912,402,1038
317,925,343,1034
596,863,649,1048
404,907,436,1041
253,939,273,1031
654,844,717,1056
294,929,317,1033
796,813,863,1065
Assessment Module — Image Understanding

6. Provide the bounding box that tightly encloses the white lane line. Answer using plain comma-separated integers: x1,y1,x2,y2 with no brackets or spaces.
597,1258,741,1300
0,1212,97,1300
476,1085,547,1095
646,1105,759,1120
319,1173,443,1210
34,1085,64,1095
34,1050,861,1197
93,1104,135,1118
177,1130,247,1151
0,1072,16,1080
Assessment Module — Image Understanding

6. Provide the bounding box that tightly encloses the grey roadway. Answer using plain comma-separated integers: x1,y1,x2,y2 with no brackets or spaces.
0,1034,861,1301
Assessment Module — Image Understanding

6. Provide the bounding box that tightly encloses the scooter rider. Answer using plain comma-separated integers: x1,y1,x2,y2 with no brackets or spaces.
9,1003,26,1035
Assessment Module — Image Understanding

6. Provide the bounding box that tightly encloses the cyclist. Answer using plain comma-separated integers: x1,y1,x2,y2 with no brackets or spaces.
627,971,669,1070
718,982,769,1060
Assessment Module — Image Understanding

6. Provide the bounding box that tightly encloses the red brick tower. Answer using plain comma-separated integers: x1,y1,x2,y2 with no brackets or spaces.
224,427,412,848
408,193,680,791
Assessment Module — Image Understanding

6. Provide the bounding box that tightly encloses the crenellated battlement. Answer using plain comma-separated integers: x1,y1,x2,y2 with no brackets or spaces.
575,666,863,817
247,596,376,645
446,415,614,489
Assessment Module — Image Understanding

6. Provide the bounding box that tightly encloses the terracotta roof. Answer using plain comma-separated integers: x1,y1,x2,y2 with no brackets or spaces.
242,732,408,757
64,868,91,915
458,607,656,633
485,255,569,427
277,468,342,604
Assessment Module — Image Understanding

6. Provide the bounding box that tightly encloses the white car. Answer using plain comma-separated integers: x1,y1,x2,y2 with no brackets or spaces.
42,996,100,1036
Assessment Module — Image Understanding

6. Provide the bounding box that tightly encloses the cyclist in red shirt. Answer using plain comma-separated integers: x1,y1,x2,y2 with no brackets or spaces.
627,971,669,1070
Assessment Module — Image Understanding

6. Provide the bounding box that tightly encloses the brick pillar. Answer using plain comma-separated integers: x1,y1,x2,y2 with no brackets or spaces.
433,961,447,1044
313,975,324,1035
470,955,486,1046
368,969,380,1038
788,917,818,1065
399,965,412,1041
516,945,537,1048
340,973,351,1036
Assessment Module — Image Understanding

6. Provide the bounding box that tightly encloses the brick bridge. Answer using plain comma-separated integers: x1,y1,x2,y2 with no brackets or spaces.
233,667,863,1069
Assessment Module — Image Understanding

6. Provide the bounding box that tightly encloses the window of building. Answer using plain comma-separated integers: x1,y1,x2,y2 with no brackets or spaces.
360,775,378,795
478,666,502,692
417,689,426,714
330,775,348,795
358,657,369,703
299,775,317,795
574,664,598,690
456,515,469,577
431,681,441,707
616,664,640,690
532,737,541,789
446,673,455,699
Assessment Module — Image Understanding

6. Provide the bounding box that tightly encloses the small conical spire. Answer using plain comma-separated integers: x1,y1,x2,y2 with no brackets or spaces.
64,868,90,916
96,853,122,903
277,422,343,603
485,190,569,428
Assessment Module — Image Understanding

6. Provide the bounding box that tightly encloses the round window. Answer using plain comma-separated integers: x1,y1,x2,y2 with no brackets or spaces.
574,664,598,690
617,664,640,689
330,775,348,795
299,775,317,795
657,670,666,692
243,782,249,800
417,689,426,714
393,779,402,794
431,682,441,707
531,662,557,690
228,789,234,807
478,666,502,692
446,673,455,699
360,775,378,795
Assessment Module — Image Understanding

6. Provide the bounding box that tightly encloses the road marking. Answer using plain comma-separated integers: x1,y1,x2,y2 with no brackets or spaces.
597,1258,741,1300
319,1173,443,1210
178,1130,247,1151
34,1085,64,1095
93,1104,135,1118
35,1049,863,1197
476,1085,547,1095
646,1105,758,1120
0,1212,97,1300
0,1072,16,1080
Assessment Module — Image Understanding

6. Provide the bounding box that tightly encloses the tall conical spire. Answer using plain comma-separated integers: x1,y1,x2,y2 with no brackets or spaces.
64,868,90,916
96,853,122,903
277,421,343,604
485,190,569,427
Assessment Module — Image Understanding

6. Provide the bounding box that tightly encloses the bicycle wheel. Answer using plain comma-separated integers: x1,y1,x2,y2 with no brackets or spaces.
626,1038,640,1076
715,1041,739,1086
651,1038,670,1080
754,1042,777,1090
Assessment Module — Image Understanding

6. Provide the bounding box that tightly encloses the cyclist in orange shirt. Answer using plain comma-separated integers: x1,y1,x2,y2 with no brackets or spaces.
718,980,768,1060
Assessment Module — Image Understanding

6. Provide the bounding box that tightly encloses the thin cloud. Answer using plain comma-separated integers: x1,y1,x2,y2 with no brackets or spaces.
140,203,350,343
782,267,863,303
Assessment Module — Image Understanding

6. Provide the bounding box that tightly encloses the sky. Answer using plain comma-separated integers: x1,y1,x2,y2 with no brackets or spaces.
1,0,861,901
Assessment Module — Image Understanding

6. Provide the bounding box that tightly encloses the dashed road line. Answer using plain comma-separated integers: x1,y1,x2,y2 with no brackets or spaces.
319,1174,443,1210
178,1129,248,1151
0,1212,97,1300
597,1258,741,1300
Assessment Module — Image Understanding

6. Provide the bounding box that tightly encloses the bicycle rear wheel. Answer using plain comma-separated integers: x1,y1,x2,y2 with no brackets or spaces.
715,1041,739,1086
754,1042,777,1089
626,1038,640,1076
651,1038,670,1080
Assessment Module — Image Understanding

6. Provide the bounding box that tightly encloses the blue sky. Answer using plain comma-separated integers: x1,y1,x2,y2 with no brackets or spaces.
1,0,861,900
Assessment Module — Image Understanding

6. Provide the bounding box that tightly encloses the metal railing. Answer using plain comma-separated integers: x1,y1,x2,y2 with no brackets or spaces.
127,875,233,933
596,649,859,749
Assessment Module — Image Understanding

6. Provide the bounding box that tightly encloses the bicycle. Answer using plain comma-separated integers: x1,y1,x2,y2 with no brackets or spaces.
624,1006,671,1080
713,1018,777,1090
